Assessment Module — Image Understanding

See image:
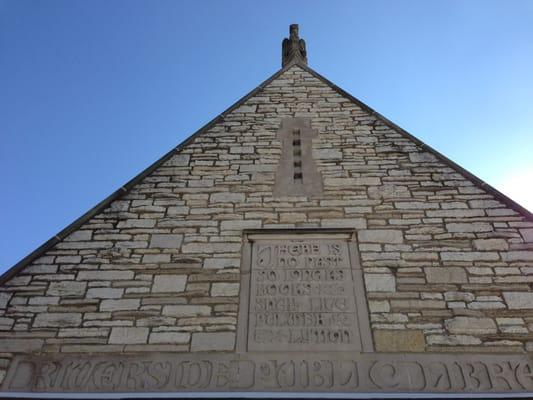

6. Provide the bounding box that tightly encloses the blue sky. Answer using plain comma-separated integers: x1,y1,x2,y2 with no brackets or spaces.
1,0,532,272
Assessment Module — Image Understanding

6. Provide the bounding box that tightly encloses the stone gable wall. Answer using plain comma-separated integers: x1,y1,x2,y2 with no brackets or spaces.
1,65,533,383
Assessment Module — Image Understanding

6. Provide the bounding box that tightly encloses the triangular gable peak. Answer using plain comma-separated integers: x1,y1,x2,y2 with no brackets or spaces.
1,25,533,397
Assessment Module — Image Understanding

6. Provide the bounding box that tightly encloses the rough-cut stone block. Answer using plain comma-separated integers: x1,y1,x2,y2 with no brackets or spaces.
203,258,239,270
163,305,211,318
78,270,134,281
100,299,140,311
143,254,171,263
473,239,509,251
167,206,189,215
47,281,86,297
315,148,342,159
0,293,12,308
34,313,82,328
58,328,109,338
87,288,124,299
109,327,149,344
0,339,43,352
321,218,366,229
425,267,467,284
391,300,445,309
374,330,425,352
409,152,437,163
220,220,262,231
427,335,481,346
191,332,235,351
149,332,190,344
445,317,497,335
358,230,403,243
503,292,533,309
166,154,190,166
153,275,187,293
64,230,92,241
440,252,499,261
521,229,533,242
502,251,533,262
211,283,239,297
149,234,183,249
364,274,396,292
446,223,492,233
210,192,245,203
23,265,58,274
235,105,257,113
117,219,156,229
56,256,82,264
182,242,241,253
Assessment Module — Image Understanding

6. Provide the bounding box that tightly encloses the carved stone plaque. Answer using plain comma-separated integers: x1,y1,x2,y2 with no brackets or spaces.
238,230,373,353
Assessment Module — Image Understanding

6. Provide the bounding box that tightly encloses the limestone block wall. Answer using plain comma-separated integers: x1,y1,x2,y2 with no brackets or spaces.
1,65,532,383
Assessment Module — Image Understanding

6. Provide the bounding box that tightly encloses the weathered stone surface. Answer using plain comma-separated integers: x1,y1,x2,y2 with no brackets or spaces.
109,327,149,344
191,332,235,351
358,230,403,243
446,223,492,233
149,332,190,344
182,242,241,253
78,271,133,281
427,335,482,346
502,251,533,262
203,258,239,270
503,292,533,309
210,192,245,203
166,154,190,166
143,254,171,263
445,317,497,335
162,305,211,318
0,339,43,352
425,267,467,284
364,274,396,292
211,283,239,297
473,239,509,251
441,252,499,262
0,293,12,308
87,288,124,299
149,234,183,249
47,281,86,297
374,330,425,352
520,228,533,242
152,275,187,293
64,230,92,241
100,299,140,312
34,313,82,328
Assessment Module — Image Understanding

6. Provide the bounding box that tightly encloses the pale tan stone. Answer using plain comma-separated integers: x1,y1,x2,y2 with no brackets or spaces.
152,275,187,293
445,317,497,335
109,327,149,344
426,267,467,284
374,330,425,352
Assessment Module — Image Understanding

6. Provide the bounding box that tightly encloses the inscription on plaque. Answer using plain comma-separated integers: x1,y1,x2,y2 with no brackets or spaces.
243,232,370,352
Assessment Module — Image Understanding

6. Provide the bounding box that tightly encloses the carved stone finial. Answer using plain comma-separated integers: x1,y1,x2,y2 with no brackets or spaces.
282,24,307,67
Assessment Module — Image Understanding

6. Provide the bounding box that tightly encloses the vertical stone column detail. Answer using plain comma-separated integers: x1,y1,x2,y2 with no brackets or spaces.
273,117,323,197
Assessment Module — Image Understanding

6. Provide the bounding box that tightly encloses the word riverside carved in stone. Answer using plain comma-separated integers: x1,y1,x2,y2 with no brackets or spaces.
4,353,533,394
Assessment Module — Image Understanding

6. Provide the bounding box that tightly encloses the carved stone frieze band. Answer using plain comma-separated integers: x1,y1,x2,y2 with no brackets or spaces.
4,352,533,394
